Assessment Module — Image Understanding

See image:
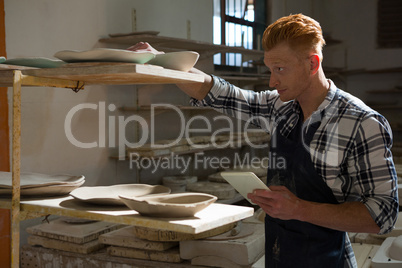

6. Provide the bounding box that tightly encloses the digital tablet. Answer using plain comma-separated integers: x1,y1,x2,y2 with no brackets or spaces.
220,171,270,204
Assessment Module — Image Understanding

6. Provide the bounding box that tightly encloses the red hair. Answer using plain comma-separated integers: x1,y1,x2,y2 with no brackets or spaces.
263,14,326,60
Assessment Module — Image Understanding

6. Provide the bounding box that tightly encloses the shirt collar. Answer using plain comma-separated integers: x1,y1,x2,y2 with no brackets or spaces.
279,80,338,136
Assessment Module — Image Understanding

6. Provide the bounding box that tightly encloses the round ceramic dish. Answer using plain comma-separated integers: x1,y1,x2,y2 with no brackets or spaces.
119,192,217,218
0,180,85,196
54,48,155,64
1,57,66,68
70,184,171,206
0,172,85,188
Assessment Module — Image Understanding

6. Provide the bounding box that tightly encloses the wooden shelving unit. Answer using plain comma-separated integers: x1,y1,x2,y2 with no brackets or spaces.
0,64,254,268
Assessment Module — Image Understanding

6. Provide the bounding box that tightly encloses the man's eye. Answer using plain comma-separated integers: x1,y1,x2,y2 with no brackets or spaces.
277,67,284,71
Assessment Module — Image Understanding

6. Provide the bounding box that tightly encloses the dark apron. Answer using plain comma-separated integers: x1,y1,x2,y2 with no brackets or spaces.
265,109,345,268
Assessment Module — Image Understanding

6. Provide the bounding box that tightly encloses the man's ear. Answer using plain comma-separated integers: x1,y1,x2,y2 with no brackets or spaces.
309,54,320,75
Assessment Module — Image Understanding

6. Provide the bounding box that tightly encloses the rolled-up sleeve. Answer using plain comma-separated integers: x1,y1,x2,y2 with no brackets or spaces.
349,114,399,234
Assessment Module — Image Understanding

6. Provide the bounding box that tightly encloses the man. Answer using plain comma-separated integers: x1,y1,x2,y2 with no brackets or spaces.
129,14,399,267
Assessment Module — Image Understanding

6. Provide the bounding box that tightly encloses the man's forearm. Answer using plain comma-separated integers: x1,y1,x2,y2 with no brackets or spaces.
297,200,380,233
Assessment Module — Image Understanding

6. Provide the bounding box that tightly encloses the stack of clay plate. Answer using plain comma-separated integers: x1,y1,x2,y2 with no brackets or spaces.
26,217,122,254
99,226,182,263
162,175,197,193
186,181,237,200
99,223,236,264
0,172,85,196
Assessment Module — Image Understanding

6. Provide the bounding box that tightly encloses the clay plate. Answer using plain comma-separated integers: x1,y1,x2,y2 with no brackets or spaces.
119,192,217,218
0,172,85,188
70,184,171,206
1,57,65,68
54,48,155,64
0,180,85,196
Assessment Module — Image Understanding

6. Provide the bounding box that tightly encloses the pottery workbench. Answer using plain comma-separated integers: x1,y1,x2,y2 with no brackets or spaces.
0,64,254,268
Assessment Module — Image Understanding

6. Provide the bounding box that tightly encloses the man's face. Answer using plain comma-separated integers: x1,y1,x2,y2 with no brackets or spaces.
264,42,312,102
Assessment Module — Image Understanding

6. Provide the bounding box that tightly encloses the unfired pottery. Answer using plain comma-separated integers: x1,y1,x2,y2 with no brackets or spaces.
1,57,65,68
0,172,85,188
186,181,236,200
389,236,402,261
0,172,85,196
70,184,171,206
0,180,84,196
119,192,217,218
372,236,402,267
54,48,155,64
147,51,199,72
162,176,198,192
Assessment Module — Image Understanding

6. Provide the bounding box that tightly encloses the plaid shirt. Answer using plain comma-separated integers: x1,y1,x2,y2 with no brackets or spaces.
191,75,399,268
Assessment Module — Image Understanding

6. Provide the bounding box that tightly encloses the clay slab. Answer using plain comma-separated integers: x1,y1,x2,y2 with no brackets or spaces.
26,217,122,244
99,226,178,251
107,246,182,263
28,235,105,254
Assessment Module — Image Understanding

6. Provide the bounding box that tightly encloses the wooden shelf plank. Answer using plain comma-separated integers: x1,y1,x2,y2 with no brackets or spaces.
0,63,204,87
23,63,203,85
0,196,253,234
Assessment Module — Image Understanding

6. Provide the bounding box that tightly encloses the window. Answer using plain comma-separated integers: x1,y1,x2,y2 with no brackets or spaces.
213,0,266,68
377,0,402,48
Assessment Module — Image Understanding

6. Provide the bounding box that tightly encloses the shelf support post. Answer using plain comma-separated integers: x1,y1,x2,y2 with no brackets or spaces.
11,70,22,268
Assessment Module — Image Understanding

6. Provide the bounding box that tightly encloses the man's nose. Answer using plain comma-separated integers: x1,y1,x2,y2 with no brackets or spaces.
269,74,278,88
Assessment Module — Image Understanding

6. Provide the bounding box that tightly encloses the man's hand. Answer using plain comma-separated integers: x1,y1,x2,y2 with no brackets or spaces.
126,42,165,54
248,185,381,233
127,42,212,100
248,186,302,221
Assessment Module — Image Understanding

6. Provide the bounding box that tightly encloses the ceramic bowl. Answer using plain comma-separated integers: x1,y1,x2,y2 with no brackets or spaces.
389,235,402,261
119,192,217,218
70,184,171,206
147,51,199,72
